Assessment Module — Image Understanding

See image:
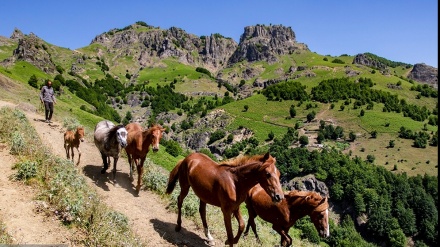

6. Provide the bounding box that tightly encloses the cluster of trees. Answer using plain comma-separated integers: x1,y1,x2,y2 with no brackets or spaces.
311,77,435,123
268,129,438,247
317,120,344,143
140,83,188,115
262,80,309,101
398,126,438,148
411,83,438,98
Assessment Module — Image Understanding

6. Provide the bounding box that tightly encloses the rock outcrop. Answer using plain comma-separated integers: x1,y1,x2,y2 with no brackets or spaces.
228,24,309,65
91,24,238,73
283,174,330,198
2,30,56,73
408,63,438,89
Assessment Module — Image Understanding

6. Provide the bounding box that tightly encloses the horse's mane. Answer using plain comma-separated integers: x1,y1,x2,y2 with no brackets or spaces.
106,124,124,141
220,154,265,167
147,124,162,133
286,190,328,211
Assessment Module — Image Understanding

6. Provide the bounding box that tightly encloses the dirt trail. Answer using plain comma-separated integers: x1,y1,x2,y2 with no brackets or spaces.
0,101,211,247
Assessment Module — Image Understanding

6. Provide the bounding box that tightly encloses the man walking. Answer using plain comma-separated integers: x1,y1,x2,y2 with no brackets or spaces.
40,80,56,123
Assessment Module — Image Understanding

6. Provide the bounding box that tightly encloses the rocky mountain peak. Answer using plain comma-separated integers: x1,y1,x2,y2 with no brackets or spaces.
89,23,238,74
10,28,24,40
228,24,309,64
1,31,56,73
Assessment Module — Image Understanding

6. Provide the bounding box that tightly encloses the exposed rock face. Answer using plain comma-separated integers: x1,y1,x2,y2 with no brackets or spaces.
283,174,330,198
10,28,24,40
352,53,387,70
91,24,238,73
228,24,309,64
5,32,56,73
181,109,233,151
408,63,438,89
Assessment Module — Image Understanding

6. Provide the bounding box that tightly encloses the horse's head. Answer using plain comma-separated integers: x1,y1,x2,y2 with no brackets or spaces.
149,125,166,152
257,152,284,203
77,127,85,142
309,195,330,238
116,126,128,148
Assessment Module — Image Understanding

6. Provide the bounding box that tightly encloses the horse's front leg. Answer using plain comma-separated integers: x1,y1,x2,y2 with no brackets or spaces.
70,146,74,162
199,201,214,241
126,151,133,180
135,157,145,192
76,146,81,165
112,157,118,184
233,209,245,244
222,211,234,247
273,225,290,247
64,143,69,159
100,152,108,174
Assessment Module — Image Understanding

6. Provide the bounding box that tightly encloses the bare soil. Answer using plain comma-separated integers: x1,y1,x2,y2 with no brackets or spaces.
0,100,213,247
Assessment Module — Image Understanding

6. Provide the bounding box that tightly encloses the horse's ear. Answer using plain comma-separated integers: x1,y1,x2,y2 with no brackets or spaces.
263,152,270,160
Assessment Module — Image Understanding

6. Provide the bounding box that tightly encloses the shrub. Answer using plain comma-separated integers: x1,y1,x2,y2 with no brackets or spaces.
331,58,345,64
299,135,309,146
11,160,38,181
208,130,226,144
28,74,38,88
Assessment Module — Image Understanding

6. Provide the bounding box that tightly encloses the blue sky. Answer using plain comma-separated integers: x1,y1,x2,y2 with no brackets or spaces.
1,0,438,67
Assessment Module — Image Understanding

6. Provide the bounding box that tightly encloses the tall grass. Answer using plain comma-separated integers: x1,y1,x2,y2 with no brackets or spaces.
0,106,144,246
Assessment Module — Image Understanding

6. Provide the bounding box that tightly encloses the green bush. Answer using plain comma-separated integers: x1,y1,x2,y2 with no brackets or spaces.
12,160,38,181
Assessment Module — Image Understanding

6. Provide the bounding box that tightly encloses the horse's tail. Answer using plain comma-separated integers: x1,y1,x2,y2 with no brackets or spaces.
166,159,184,194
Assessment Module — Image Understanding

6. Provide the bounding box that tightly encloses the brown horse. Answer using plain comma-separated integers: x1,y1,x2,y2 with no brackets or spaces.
125,122,165,192
63,126,85,165
166,152,284,247
244,184,330,247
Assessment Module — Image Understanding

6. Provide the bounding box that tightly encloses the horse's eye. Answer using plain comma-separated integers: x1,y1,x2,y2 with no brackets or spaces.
266,172,271,178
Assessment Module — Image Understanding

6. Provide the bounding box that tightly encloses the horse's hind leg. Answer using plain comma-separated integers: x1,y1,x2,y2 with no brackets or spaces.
199,201,213,241
175,182,190,232
244,203,260,241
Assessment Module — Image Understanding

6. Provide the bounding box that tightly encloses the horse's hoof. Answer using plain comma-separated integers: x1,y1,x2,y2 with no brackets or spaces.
175,225,181,232
100,169,106,174
204,240,215,246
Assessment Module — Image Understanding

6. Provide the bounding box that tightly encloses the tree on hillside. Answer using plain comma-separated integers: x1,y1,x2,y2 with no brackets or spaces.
28,74,38,88
289,105,296,118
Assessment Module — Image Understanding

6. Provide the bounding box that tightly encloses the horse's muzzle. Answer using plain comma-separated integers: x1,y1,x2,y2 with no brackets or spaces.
153,147,159,152
272,193,284,203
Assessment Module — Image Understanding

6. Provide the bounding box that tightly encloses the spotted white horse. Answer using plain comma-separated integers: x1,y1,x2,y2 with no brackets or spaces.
93,120,128,184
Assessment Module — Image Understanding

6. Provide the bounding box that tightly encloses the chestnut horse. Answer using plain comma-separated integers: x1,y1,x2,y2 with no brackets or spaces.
166,152,284,247
125,122,165,192
93,120,128,183
63,126,85,165
244,184,330,247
